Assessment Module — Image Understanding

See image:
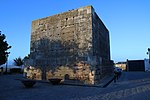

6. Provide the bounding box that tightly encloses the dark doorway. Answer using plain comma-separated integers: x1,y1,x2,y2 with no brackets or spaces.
64,74,70,80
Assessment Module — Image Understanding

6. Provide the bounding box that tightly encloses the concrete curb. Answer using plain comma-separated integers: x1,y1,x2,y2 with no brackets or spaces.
15,76,115,88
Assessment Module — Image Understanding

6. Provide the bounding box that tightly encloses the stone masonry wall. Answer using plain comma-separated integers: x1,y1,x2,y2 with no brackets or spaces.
29,5,112,84
30,6,93,67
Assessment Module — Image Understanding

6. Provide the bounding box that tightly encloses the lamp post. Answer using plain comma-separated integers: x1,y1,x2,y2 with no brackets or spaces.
147,48,150,63
5,53,9,74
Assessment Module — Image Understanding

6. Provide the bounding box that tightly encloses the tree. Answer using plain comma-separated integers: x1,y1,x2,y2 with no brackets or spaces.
23,54,30,60
23,54,30,66
14,57,23,66
0,31,11,65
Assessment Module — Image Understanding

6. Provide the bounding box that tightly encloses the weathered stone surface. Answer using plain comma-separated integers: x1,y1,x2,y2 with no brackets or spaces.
28,5,113,84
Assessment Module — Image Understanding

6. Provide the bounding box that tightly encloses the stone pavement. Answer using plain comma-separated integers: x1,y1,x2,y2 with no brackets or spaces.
74,72,150,100
0,72,150,100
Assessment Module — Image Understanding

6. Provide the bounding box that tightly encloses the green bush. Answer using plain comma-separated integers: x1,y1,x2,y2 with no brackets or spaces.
10,68,22,74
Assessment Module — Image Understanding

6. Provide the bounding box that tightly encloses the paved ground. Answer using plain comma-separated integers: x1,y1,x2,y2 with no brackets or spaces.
0,72,150,100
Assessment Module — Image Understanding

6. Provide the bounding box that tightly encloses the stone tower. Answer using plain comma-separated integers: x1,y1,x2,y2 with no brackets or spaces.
29,5,113,84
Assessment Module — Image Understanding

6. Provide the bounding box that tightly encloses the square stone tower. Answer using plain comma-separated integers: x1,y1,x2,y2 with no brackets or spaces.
29,5,113,84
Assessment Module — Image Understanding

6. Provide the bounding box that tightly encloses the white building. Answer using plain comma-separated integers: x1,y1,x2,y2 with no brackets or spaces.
144,59,150,72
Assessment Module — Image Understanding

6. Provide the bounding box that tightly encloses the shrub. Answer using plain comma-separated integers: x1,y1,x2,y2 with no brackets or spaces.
10,68,21,74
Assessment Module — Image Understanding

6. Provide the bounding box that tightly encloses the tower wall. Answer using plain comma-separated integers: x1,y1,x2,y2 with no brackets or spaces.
28,5,113,84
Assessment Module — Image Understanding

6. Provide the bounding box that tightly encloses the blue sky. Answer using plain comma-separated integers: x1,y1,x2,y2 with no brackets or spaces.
0,0,150,64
